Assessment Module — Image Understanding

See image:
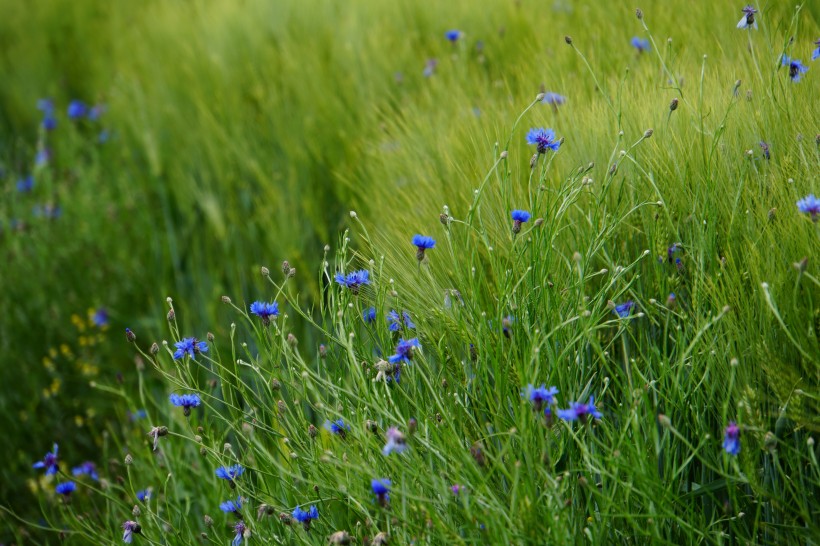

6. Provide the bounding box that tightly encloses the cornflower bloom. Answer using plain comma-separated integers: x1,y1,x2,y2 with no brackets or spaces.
387,310,415,331
292,505,319,531
522,384,559,412
451,484,464,495
556,396,603,423
173,337,208,360
371,478,391,507
92,307,109,327
382,427,408,455
71,461,99,481
324,419,350,439
723,422,741,455
526,128,561,154
220,496,243,516
363,307,377,323
55,481,76,497
249,301,279,325
630,37,650,53
136,489,151,502
502,315,514,338
334,270,370,294
781,55,808,82
17,176,33,192
797,194,820,221
67,100,87,119
511,210,531,234
542,92,566,108
759,141,770,160
412,235,436,261
613,301,634,318
736,5,758,29
170,393,202,416
667,243,681,263
233,521,247,546
388,338,420,365
216,464,245,488
33,443,59,475
122,521,141,544
445,30,463,42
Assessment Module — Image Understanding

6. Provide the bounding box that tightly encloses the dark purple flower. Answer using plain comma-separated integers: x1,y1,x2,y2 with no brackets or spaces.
556,396,603,423
737,5,758,30
723,422,740,455
33,444,59,475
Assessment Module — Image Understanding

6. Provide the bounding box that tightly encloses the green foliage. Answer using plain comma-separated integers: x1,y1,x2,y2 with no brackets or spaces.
1,0,818,544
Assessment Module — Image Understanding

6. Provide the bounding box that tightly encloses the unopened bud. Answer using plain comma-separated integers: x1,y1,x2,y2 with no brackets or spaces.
564,35,573,44
644,128,654,138
669,98,678,111
308,424,318,438
124,454,133,466
534,218,544,226
150,342,159,355
125,328,136,343
167,309,175,321
221,296,231,304
203,515,213,528
282,260,291,275
500,150,508,159
439,213,450,225
260,266,270,277
657,414,672,428
287,333,298,347
636,8,643,19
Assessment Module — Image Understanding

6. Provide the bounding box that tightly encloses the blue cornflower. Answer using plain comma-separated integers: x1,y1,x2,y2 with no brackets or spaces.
92,308,109,327
17,176,33,192
122,521,140,544
37,98,54,114
631,37,650,53
215,464,245,487
128,409,147,421
67,100,87,119
382,427,408,455
233,521,246,546
526,128,561,154
781,55,808,82
736,5,758,30
220,496,243,514
334,269,370,294
388,338,420,365
613,301,635,318
33,443,59,475
667,243,681,263
412,234,436,261
71,461,99,481
371,478,391,506
556,396,603,423
136,488,151,502
723,422,741,455
445,30,463,42
170,393,202,416
387,310,415,332
542,92,566,107
813,39,820,61
292,505,319,530
173,337,208,360
42,116,57,131
522,384,559,411
363,307,377,323
511,210,531,234
324,419,350,438
797,194,820,221
502,315,514,338
249,300,279,325
759,141,770,160
55,481,76,496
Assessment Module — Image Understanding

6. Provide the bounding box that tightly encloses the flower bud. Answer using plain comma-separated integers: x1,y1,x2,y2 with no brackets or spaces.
636,8,643,19
150,342,159,355
564,35,573,44
221,295,231,304
260,266,270,277
644,128,654,138
125,328,136,343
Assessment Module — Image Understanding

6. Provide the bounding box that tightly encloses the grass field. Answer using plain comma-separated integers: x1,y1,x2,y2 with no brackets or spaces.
1,0,818,543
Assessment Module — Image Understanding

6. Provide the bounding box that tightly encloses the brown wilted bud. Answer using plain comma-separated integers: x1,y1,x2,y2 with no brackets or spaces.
578,476,588,488
308,424,318,438
166,308,175,321
564,35,573,44
534,218,544,227
221,296,231,304
609,163,617,176
279,512,292,525
125,328,136,342
330,530,352,545
206,332,215,342
669,98,678,111
261,266,270,277
636,8,643,19
657,414,672,428
132,505,141,517
435,413,442,423
439,213,450,225
470,442,486,467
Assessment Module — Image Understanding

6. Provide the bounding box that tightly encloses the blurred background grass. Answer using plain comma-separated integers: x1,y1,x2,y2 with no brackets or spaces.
1,0,818,534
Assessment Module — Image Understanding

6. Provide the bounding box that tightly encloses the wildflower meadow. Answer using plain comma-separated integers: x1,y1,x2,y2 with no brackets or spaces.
1,0,818,544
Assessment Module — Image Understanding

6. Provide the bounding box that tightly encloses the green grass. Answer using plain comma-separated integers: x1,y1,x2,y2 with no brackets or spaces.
0,0,818,543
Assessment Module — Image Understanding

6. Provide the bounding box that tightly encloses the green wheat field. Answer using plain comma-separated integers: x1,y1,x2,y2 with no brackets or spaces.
1,0,818,544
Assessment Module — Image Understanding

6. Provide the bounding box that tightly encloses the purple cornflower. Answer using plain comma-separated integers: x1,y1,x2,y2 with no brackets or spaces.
667,243,681,263
173,337,208,360
324,419,350,438
526,128,561,154
382,427,408,455
445,30,463,42
122,521,141,544
55,481,76,497
511,210,531,234
412,234,436,261
502,315,514,338
33,443,59,475
423,58,438,77
451,484,464,495
813,39,820,61
736,5,758,30
781,55,808,82
71,461,99,481
42,116,57,131
17,176,33,193
797,194,820,221
363,307,377,323
630,37,650,53
249,301,279,325
292,505,319,531
557,396,603,423
371,478,391,506
170,393,202,416
67,100,87,119
334,270,370,294
542,92,566,108
759,141,770,160
92,307,109,327
216,464,245,487
522,384,558,412
387,310,415,331
723,422,741,455
613,301,635,318
388,338,420,365
220,496,243,515
136,489,151,502
233,521,247,546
